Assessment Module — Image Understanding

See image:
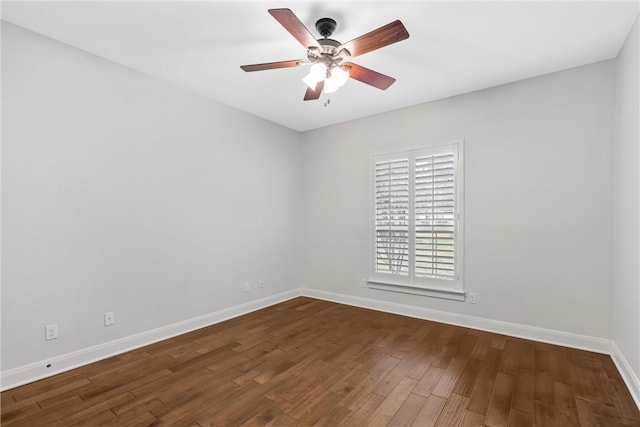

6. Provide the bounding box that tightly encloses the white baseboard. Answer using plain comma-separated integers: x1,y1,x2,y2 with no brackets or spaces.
610,342,640,409
0,289,301,391
299,288,612,354
301,288,640,409
3,287,638,411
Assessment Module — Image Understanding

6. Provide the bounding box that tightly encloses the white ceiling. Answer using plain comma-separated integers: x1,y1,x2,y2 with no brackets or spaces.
2,1,638,132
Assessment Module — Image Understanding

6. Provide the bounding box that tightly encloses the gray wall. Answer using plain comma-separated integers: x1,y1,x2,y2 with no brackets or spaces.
613,15,640,382
1,22,301,370
298,60,615,339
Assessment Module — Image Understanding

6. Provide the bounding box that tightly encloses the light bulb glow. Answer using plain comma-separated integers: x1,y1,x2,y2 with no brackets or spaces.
302,63,327,89
310,63,327,79
324,76,339,94
332,66,350,87
302,63,350,94
302,74,318,90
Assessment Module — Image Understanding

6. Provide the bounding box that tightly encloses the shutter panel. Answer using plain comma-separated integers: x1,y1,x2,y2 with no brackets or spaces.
375,158,409,276
414,153,455,280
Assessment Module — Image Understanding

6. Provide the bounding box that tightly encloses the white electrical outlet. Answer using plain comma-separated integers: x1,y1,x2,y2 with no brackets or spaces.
245,282,251,292
468,292,477,304
45,324,58,340
360,278,367,288
104,312,115,326
259,278,265,288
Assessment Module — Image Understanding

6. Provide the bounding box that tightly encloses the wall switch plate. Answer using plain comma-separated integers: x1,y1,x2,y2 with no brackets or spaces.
244,282,251,292
259,278,264,288
468,292,477,304
45,324,58,340
104,312,115,326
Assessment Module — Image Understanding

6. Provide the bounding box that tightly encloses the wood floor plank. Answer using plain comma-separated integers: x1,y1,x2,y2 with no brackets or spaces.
406,353,435,380
0,401,42,426
207,372,294,426
286,387,343,424
414,365,445,398
106,407,157,426
533,371,554,405
573,364,603,404
499,339,522,375
1,297,638,427
339,356,401,410
263,412,299,427
554,381,580,426
575,398,600,426
10,395,86,427
434,392,470,427
470,331,493,360
512,369,534,414
374,351,422,397
453,358,482,397
59,392,134,426
549,349,574,386
411,394,447,427
460,409,487,427
311,404,351,427
363,376,418,426
534,349,551,374
490,334,507,350
468,377,495,416
514,340,535,371
111,396,165,417
432,357,469,398
485,372,516,427
478,347,502,380
337,392,385,426
533,400,556,427
387,392,427,427
509,408,533,427
608,377,640,424
2,377,91,411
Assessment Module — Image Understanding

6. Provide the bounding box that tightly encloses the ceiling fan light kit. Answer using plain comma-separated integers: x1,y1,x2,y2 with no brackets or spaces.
240,8,409,101
303,62,350,93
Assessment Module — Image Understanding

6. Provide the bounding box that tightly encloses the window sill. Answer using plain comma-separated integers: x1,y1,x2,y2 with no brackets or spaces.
367,280,465,301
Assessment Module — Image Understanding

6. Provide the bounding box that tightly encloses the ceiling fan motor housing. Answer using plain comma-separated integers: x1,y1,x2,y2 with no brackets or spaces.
307,38,349,66
307,19,350,65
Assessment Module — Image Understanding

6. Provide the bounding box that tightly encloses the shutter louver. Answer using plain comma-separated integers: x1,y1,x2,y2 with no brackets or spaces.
414,153,456,280
375,158,410,276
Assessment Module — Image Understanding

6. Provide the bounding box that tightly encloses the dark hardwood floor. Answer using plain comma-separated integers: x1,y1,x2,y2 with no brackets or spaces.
1,297,639,426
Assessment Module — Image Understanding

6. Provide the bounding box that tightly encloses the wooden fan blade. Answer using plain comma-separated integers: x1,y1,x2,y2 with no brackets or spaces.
341,20,409,58
240,60,303,72
269,8,320,49
344,62,396,90
304,81,324,101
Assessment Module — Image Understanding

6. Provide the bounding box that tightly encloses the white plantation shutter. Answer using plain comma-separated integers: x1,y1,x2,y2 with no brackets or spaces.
371,142,463,296
415,153,456,280
374,158,410,276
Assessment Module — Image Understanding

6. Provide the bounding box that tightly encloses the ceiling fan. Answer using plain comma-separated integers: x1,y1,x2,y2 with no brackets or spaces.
240,8,409,101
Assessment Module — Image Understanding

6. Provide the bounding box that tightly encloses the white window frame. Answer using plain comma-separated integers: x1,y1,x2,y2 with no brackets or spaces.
369,140,465,301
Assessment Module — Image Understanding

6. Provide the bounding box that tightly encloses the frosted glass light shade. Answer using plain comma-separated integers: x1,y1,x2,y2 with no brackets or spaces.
303,63,327,89
324,76,339,93
302,63,349,94
332,66,350,87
